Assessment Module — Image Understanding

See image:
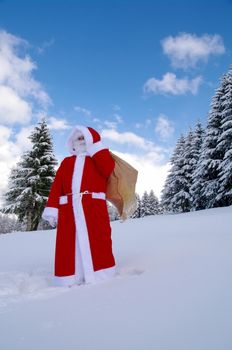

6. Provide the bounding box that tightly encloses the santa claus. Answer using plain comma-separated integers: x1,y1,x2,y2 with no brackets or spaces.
42,125,116,287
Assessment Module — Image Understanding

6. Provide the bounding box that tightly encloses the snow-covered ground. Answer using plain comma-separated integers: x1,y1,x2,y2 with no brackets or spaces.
0,206,232,350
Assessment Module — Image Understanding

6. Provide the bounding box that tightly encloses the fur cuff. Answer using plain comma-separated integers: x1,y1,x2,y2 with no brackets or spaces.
87,141,107,157
42,207,58,220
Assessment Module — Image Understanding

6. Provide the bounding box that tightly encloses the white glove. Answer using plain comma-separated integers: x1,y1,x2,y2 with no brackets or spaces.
45,216,57,227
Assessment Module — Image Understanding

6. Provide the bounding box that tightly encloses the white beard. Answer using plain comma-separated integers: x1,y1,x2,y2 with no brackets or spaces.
72,139,87,155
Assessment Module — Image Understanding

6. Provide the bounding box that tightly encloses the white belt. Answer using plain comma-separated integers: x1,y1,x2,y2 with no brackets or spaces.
59,191,106,205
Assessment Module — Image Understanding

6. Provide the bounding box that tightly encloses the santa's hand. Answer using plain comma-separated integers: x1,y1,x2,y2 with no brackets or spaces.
86,141,106,157
46,216,57,227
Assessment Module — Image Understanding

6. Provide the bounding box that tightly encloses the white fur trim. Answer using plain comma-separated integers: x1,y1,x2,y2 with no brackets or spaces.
92,192,106,200
94,266,116,282
59,195,68,205
75,229,85,283
87,141,107,157
42,207,58,220
53,275,76,287
72,156,96,283
53,267,116,287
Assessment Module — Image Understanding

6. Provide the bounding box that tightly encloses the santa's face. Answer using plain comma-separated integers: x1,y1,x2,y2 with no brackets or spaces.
72,130,87,154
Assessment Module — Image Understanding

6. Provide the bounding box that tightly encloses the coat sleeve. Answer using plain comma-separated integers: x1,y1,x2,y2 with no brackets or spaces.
42,160,64,220
87,141,115,178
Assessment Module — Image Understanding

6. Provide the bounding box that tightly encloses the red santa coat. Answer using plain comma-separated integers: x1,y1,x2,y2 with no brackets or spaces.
42,126,116,286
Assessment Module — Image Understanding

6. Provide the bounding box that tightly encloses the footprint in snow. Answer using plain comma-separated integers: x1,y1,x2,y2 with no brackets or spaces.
116,267,144,278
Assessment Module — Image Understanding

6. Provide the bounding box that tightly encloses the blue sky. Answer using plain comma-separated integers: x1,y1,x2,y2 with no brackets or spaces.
0,0,232,200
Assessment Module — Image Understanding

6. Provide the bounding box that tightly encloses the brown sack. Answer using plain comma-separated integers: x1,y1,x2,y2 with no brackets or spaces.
106,152,138,221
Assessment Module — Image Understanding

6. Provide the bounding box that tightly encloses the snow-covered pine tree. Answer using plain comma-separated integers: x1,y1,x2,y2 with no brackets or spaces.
191,78,226,209
167,129,200,213
192,121,205,161
3,159,29,224
216,66,232,206
161,134,186,213
0,213,18,234
172,128,196,212
107,202,119,221
131,193,142,218
3,119,57,231
148,190,159,215
141,191,151,217
190,121,205,209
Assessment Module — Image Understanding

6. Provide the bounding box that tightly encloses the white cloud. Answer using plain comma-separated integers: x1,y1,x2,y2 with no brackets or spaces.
102,128,151,150
0,125,34,206
135,123,142,129
134,119,151,129
155,114,174,141
36,38,55,55
0,125,33,163
102,113,124,129
101,128,169,164
47,116,71,130
103,120,118,129
112,150,170,199
92,118,101,123
162,33,225,69
114,113,123,124
15,126,33,150
143,72,202,95
74,106,124,130
112,104,121,111
0,85,32,124
145,119,152,126
0,29,51,126
74,106,92,117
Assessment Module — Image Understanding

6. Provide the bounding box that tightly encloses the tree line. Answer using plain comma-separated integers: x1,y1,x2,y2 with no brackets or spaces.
108,190,160,221
0,64,231,232
0,116,161,232
161,65,232,212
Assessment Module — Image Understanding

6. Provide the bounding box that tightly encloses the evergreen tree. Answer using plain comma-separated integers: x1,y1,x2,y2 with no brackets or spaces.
132,194,142,218
190,121,205,209
192,121,205,162
174,128,196,212
107,202,119,221
216,66,232,206
192,79,226,209
141,191,151,217
162,65,232,212
161,125,205,213
161,135,186,212
0,213,18,234
3,119,57,231
148,190,159,215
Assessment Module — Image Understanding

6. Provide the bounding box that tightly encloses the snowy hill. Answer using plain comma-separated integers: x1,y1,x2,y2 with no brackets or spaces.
0,207,232,350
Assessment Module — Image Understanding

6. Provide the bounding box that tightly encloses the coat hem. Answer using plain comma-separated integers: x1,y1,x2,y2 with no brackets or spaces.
53,266,116,287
